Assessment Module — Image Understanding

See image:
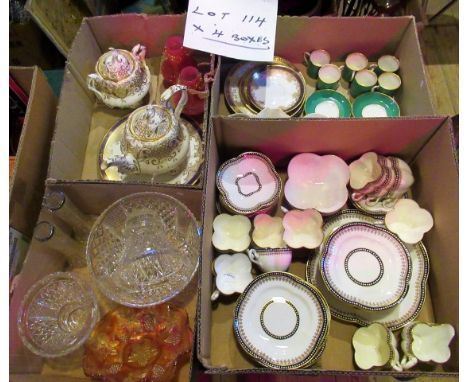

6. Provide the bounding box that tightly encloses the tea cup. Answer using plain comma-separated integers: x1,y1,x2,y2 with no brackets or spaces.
304,49,331,79
350,69,378,98
248,248,292,272
341,52,368,82
375,72,401,96
371,55,400,76
317,64,342,90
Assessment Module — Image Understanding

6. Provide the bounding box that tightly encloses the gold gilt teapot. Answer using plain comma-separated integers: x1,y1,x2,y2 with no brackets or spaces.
87,44,151,109
100,85,190,178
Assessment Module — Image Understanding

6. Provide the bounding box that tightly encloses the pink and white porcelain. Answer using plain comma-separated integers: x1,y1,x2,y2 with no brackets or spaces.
248,248,292,272
217,152,282,216
320,222,411,311
252,214,285,248
350,153,414,202
282,209,323,249
284,153,350,214
385,199,434,244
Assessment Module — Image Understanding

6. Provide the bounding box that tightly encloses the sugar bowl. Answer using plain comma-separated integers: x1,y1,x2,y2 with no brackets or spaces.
87,44,151,109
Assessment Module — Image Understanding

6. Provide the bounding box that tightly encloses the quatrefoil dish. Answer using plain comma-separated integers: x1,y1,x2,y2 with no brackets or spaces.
212,214,252,252
216,152,282,216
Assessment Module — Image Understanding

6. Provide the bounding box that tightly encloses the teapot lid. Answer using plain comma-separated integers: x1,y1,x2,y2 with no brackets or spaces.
127,105,174,142
96,49,136,82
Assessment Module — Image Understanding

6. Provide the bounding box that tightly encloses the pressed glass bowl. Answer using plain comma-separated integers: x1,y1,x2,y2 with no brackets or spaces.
17,272,99,358
86,192,200,307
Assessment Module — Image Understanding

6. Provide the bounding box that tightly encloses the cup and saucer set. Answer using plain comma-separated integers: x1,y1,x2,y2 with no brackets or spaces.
303,50,401,118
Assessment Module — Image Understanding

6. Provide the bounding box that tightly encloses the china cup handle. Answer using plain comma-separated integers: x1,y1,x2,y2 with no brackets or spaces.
160,84,188,122
371,85,379,92
369,63,378,70
350,71,356,81
210,289,220,301
304,52,310,64
247,249,260,264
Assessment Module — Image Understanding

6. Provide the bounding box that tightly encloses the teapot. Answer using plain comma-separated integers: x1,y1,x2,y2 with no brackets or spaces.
87,44,151,109
101,84,190,179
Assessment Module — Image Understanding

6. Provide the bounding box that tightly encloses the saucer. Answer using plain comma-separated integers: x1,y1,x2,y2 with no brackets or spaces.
224,61,258,115
243,58,306,114
320,222,412,310
307,210,429,330
352,92,400,118
234,272,330,369
304,90,352,118
99,116,203,184
351,192,409,216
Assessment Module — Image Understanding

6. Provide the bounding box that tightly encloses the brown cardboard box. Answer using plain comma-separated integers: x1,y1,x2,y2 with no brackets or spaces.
9,182,203,382
47,14,214,188
9,66,58,238
198,114,459,377
213,16,433,118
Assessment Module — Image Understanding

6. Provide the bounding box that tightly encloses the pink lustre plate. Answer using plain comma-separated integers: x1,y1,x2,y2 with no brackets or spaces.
216,152,282,216
320,222,411,311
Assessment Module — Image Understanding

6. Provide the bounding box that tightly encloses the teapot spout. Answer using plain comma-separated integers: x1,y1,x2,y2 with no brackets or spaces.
101,153,140,175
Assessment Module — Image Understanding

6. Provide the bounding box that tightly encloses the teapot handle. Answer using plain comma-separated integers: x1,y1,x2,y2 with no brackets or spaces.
131,44,147,61
160,84,188,122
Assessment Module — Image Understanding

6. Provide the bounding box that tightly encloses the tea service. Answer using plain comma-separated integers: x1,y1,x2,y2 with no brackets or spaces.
210,149,453,370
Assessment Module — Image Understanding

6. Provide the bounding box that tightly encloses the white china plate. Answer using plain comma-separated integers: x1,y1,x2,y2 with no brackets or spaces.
320,222,411,310
307,210,429,331
99,117,203,184
234,272,330,369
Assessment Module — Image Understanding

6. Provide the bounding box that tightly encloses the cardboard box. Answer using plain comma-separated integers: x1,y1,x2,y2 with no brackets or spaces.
198,113,458,377
9,66,58,238
212,16,434,118
25,0,91,57
10,182,203,382
47,14,214,188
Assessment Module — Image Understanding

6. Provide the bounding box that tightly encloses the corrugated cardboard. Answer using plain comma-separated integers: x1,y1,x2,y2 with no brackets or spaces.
198,114,458,377
47,14,214,188
9,66,58,238
10,182,203,381
213,16,433,118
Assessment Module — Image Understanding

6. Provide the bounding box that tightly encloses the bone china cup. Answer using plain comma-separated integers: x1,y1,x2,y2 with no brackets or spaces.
317,64,342,90
248,248,293,272
304,49,331,79
342,52,368,82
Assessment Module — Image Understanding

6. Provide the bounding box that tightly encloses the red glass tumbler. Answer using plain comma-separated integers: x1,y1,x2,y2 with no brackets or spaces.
177,66,205,116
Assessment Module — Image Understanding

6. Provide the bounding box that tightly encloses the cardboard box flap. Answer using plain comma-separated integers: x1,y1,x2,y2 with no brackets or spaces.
10,66,58,237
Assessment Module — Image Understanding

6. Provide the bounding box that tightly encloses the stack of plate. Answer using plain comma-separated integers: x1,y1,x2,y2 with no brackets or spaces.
307,210,429,331
224,57,306,117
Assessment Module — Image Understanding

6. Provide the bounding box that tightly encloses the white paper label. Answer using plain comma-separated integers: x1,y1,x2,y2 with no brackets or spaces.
183,0,278,62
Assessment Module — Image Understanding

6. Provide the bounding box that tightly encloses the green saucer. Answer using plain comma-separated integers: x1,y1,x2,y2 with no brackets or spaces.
352,92,400,118
305,90,352,118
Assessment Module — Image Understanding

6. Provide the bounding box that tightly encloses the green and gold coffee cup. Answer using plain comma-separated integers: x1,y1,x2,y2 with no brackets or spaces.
317,64,341,90
371,55,400,76
350,69,378,98
375,72,401,96
341,52,368,82
304,49,331,79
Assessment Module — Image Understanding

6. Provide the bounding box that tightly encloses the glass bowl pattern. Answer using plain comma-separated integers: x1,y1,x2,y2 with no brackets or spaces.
86,192,200,307
17,272,99,358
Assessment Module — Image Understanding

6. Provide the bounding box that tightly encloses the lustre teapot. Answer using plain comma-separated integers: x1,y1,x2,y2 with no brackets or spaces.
101,84,190,179
87,44,151,109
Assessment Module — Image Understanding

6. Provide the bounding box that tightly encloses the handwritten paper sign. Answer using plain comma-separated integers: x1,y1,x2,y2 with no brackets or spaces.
183,0,278,62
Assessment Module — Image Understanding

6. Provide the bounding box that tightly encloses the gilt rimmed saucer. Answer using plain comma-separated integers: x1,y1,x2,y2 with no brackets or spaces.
320,222,412,311
306,210,429,331
99,116,203,184
234,272,330,369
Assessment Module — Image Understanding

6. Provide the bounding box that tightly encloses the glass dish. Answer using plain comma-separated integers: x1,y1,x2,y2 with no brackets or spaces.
86,192,200,307
17,272,99,358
